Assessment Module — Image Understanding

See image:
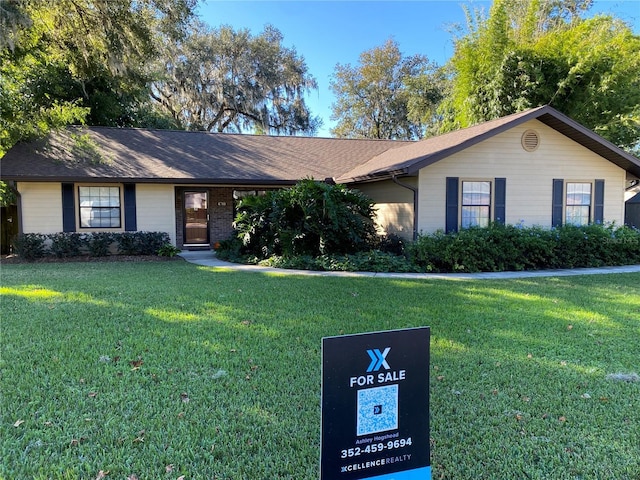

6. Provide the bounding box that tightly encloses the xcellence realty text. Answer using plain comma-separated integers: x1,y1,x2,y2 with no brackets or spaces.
341,453,412,473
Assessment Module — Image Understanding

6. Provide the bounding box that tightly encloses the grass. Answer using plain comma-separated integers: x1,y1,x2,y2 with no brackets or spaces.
1,261,639,479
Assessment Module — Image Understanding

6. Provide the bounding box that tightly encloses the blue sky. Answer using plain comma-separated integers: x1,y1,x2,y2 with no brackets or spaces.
196,0,640,136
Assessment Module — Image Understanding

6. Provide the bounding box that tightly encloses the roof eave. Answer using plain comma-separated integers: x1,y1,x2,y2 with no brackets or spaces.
1,175,300,186
337,168,410,185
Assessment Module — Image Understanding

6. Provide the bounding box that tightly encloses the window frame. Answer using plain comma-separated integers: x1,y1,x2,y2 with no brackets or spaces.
460,179,493,229
77,184,123,230
564,181,593,226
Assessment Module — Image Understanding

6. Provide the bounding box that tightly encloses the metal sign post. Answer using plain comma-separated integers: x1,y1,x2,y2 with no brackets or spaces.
320,327,431,480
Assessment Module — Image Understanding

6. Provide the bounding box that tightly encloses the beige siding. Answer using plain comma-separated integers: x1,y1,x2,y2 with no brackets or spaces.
418,119,626,233
18,182,63,233
136,184,176,245
356,179,415,239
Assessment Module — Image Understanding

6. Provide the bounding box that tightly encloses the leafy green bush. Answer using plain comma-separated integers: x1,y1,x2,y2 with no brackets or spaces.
409,223,640,273
157,243,181,257
335,250,418,272
516,225,557,269
610,224,640,264
135,231,170,255
214,236,246,262
404,230,450,272
12,233,47,260
117,232,138,255
10,231,172,260
376,233,406,256
87,232,113,257
257,250,419,273
234,179,377,258
116,231,170,255
49,233,83,258
215,223,640,273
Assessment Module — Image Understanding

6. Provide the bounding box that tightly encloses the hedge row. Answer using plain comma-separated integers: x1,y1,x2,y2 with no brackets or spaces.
216,223,640,273
12,232,174,260
407,223,640,273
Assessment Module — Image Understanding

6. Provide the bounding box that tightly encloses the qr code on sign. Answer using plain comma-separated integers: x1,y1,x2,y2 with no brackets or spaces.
356,384,398,436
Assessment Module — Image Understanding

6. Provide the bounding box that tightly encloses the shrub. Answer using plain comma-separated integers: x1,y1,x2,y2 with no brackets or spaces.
117,232,139,255
87,232,113,257
337,250,418,272
517,225,557,270
233,179,377,259
405,230,450,272
49,233,83,258
376,233,406,256
233,194,278,258
10,231,173,260
116,232,170,255
134,232,170,255
12,233,47,260
610,225,640,264
409,223,640,273
215,236,246,262
157,243,181,257
257,250,419,273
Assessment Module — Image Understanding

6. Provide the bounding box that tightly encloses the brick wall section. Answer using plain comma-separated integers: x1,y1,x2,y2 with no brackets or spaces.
174,187,235,249
210,187,235,244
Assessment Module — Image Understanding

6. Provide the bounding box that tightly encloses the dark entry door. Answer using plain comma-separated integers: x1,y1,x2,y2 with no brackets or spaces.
184,191,209,245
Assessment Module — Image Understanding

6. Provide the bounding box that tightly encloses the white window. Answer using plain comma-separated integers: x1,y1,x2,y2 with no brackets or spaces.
565,182,592,226
79,186,121,228
461,181,491,228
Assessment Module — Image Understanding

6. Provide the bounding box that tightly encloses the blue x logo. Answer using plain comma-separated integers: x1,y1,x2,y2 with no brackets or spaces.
366,347,391,372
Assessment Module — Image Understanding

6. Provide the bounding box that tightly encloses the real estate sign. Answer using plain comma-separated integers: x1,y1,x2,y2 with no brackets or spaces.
320,327,431,480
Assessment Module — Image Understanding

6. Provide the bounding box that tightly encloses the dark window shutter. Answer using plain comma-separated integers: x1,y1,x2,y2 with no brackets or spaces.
552,179,564,227
61,183,75,232
494,178,506,225
594,179,604,224
445,177,459,233
123,183,137,231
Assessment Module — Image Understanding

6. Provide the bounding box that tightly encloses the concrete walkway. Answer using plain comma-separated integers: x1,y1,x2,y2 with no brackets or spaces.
178,250,640,280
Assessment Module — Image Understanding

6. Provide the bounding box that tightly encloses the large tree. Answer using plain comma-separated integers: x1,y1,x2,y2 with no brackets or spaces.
0,0,195,156
149,23,320,135
440,0,640,153
330,39,444,140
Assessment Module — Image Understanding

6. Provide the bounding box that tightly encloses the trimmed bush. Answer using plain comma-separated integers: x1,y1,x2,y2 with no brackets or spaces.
12,233,47,260
409,223,640,273
217,222,640,273
117,231,170,255
258,250,419,273
49,232,83,258
9,231,172,260
87,232,114,257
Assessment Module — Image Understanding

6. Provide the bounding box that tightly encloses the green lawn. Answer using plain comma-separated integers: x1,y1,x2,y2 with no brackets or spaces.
1,261,639,479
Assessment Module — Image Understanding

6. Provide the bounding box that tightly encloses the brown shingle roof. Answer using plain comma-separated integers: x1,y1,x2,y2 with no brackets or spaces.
0,127,408,184
2,106,638,184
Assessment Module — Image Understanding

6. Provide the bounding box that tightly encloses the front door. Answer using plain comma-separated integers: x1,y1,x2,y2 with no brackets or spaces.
184,191,209,245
